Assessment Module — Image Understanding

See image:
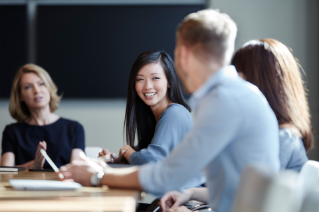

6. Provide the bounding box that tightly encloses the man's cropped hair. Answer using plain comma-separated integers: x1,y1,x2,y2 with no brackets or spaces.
177,9,237,65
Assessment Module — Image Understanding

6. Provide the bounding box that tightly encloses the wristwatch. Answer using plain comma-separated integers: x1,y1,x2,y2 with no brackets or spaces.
90,171,105,186
121,146,131,156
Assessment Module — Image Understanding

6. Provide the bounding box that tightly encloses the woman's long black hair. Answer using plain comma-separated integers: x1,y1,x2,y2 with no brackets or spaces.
124,50,191,150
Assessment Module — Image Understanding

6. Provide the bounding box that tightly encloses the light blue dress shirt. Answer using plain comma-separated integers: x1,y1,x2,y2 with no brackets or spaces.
279,128,308,171
139,65,280,212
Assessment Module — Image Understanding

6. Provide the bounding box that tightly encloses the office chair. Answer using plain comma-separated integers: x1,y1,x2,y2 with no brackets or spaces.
232,164,303,212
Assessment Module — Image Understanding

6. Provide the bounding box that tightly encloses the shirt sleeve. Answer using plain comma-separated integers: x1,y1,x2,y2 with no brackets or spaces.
1,126,15,155
138,92,245,195
73,122,85,151
286,137,308,172
279,129,308,172
129,105,193,165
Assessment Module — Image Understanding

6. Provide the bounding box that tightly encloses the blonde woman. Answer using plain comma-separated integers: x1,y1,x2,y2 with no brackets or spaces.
1,64,85,169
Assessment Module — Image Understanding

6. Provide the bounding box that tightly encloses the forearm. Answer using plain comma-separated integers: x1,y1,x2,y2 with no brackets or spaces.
16,160,35,169
70,149,85,162
1,152,35,169
101,167,142,190
124,148,135,163
187,187,209,203
129,144,168,165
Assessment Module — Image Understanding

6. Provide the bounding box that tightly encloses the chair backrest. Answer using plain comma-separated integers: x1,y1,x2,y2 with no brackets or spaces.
232,164,276,212
299,160,319,193
232,164,303,212
301,189,319,212
262,170,303,212
85,146,103,159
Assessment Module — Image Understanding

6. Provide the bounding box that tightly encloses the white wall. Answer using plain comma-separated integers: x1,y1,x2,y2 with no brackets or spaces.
210,0,307,72
0,99,127,156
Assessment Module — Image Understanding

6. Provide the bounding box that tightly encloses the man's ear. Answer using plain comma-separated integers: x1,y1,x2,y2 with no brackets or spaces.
180,45,189,72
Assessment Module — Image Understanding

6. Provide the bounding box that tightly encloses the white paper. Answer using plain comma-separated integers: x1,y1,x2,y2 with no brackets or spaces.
9,179,82,191
0,168,18,172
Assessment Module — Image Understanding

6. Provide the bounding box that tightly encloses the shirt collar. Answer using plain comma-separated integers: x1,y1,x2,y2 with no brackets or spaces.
189,65,238,109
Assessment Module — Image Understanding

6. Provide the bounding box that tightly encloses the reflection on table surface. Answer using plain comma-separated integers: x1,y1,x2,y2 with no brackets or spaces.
0,170,141,212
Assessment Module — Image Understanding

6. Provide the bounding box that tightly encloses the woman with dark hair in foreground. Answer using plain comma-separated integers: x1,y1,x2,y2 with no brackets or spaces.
231,38,313,171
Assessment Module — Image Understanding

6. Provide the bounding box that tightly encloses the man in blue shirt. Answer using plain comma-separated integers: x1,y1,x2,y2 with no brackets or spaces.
59,9,280,212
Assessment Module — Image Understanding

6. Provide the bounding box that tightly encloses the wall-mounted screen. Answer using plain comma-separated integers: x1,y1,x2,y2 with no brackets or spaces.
0,4,204,98
37,5,204,98
0,5,27,98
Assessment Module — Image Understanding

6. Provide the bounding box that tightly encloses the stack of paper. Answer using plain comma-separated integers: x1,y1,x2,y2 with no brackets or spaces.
0,168,18,172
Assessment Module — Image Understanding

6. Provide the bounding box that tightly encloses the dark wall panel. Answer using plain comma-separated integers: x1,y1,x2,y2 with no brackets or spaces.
0,6,27,98
37,5,204,98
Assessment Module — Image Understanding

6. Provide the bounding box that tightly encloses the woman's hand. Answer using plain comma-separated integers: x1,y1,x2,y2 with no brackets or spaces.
98,149,117,163
33,141,47,169
160,190,193,211
115,146,130,164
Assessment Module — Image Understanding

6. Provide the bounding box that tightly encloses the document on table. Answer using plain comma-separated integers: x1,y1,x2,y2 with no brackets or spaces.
9,179,82,190
0,166,26,171
0,168,18,172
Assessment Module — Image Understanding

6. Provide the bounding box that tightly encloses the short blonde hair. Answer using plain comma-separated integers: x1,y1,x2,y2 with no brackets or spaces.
177,9,237,65
9,64,61,122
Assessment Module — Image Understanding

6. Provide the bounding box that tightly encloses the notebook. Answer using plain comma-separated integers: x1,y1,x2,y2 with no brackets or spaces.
9,179,82,191
0,168,18,172
0,166,26,171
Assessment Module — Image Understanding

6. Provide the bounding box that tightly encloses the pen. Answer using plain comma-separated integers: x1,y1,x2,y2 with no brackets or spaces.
40,149,64,179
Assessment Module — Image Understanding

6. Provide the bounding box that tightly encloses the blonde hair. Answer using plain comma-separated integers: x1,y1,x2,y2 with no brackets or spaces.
9,64,61,122
177,9,237,65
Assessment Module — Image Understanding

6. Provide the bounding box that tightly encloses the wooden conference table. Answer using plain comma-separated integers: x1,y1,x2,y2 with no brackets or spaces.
0,169,141,212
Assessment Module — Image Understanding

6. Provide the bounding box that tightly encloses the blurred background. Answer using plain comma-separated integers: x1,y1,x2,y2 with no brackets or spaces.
0,0,318,161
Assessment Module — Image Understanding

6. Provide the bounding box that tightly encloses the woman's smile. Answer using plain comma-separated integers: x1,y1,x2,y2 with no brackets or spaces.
144,92,157,99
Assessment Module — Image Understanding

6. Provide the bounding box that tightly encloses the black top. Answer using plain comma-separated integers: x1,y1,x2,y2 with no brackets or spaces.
1,118,85,168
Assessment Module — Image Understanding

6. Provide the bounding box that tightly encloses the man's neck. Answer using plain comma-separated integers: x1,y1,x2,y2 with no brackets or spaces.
190,58,224,92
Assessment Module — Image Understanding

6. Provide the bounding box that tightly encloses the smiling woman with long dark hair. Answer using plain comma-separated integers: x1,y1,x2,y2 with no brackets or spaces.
99,50,196,165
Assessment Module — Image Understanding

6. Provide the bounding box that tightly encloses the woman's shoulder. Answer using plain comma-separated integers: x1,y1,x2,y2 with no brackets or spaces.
279,128,301,142
3,122,26,131
162,103,191,117
58,117,84,129
279,128,306,154
159,103,193,124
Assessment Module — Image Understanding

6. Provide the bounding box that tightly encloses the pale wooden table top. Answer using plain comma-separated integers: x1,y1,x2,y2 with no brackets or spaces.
0,170,141,212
